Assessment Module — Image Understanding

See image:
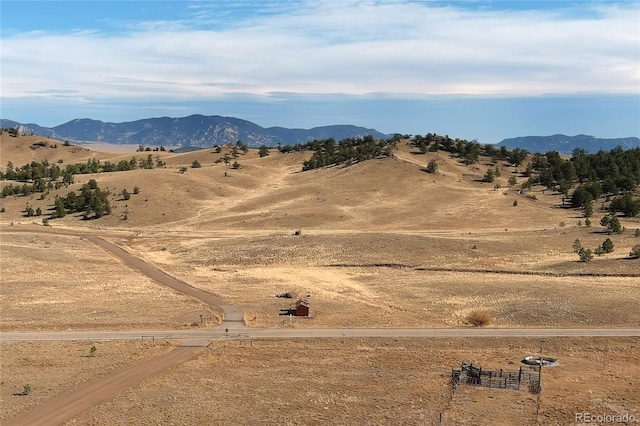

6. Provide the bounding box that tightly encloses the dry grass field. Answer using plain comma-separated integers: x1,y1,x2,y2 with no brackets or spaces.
29,337,638,426
0,340,174,422
1,133,639,424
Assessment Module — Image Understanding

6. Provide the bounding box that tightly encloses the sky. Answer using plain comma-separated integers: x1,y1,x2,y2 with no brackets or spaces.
1,0,639,143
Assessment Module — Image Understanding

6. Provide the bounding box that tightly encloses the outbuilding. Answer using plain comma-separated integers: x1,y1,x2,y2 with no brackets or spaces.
295,299,310,316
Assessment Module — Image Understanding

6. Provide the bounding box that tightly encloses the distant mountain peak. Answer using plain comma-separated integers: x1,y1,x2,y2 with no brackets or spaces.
1,115,390,148
495,134,640,154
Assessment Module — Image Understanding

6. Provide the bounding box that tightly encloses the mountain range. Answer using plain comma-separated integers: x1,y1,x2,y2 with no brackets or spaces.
495,134,640,155
2,116,638,154
0,115,389,149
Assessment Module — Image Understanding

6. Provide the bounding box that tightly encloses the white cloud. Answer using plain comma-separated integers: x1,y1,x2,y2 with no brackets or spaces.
2,0,638,101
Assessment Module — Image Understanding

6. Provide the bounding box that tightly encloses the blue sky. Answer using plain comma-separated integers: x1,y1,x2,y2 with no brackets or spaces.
1,0,639,143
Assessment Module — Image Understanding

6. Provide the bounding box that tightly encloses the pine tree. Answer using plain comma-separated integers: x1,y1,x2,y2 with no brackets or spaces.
578,247,593,262
572,239,582,253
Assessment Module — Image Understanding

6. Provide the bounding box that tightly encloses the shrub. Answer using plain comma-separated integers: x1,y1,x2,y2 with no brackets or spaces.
178,167,187,174
572,239,582,253
22,383,32,395
635,229,640,238
578,247,593,262
513,200,518,207
191,160,201,168
122,189,130,201
467,310,492,327
133,186,140,195
629,245,640,259
426,159,438,174
602,238,614,253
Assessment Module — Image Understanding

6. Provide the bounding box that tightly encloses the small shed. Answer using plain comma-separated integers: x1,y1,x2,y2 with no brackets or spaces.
295,299,310,316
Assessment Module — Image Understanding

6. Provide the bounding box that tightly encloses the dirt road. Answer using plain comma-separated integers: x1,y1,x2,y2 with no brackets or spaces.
84,235,246,324
3,226,639,425
4,347,203,426
2,327,639,343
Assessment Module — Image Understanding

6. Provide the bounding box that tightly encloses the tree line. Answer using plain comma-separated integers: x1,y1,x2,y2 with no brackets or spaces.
277,135,397,171
0,155,164,198
408,133,639,218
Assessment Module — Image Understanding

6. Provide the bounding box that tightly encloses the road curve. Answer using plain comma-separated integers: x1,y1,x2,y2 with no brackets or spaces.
4,347,203,426
2,227,245,324
85,235,246,325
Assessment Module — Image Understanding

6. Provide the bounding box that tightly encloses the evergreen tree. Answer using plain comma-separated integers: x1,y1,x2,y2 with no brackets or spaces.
602,238,614,253
572,239,582,253
426,159,438,174
578,247,593,262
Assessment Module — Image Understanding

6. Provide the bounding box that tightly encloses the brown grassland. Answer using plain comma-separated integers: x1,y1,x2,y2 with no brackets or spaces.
1,133,639,424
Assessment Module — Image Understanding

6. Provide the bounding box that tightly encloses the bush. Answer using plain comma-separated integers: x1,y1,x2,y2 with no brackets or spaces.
22,383,32,395
513,200,518,207
629,245,640,259
572,239,582,253
578,247,593,262
467,310,492,327
191,160,201,168
133,186,140,195
178,167,187,174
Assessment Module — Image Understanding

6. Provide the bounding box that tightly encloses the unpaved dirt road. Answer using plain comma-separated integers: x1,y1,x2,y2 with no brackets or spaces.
2,327,640,343
3,226,639,425
84,235,245,324
4,347,203,426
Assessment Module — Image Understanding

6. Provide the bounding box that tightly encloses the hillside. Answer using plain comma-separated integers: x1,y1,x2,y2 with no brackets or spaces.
0,132,610,233
1,116,389,149
3,132,640,426
496,134,640,154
